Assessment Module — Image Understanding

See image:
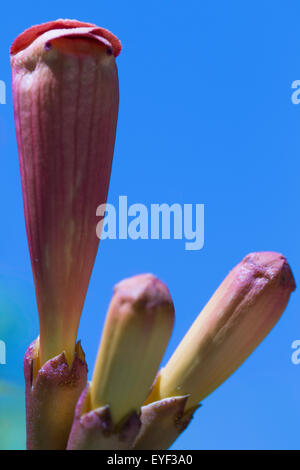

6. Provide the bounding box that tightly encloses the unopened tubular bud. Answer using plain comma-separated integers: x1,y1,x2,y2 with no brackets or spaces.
90,274,175,425
147,252,295,410
10,19,121,367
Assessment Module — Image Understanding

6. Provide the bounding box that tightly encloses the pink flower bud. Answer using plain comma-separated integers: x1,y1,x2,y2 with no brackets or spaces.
147,252,296,410
11,19,121,366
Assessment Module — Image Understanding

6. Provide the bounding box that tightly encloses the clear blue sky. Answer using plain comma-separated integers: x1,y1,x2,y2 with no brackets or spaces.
0,0,300,450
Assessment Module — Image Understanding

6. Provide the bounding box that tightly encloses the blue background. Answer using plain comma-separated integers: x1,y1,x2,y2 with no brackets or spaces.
0,0,299,450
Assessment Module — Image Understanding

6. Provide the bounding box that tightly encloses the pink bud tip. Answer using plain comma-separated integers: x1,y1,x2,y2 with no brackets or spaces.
10,19,122,57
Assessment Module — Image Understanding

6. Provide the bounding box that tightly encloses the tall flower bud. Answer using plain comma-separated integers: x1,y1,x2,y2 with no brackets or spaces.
11,19,121,366
11,19,121,450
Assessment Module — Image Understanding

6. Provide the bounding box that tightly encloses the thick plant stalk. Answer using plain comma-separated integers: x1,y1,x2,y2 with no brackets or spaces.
68,274,175,449
135,252,295,449
11,19,121,450
11,19,121,367
24,339,88,450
